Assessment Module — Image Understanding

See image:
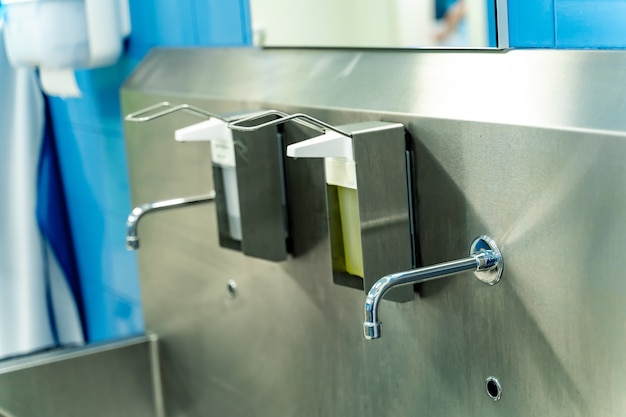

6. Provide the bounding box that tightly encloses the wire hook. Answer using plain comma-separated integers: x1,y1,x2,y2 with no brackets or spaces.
124,101,224,122
228,110,352,137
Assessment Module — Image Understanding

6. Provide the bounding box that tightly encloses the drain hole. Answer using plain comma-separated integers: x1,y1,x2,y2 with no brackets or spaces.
485,377,502,401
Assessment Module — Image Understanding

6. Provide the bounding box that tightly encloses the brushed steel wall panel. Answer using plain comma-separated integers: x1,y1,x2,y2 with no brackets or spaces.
0,336,163,417
122,48,626,416
124,48,626,133
231,117,286,261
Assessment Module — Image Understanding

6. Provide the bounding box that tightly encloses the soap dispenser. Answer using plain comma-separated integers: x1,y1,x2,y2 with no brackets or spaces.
175,116,243,248
124,102,271,255
287,120,416,302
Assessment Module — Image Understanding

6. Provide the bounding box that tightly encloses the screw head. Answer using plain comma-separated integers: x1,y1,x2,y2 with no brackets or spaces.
227,280,237,298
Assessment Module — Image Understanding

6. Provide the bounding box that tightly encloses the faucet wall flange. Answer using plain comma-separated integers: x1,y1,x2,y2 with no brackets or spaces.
470,235,503,285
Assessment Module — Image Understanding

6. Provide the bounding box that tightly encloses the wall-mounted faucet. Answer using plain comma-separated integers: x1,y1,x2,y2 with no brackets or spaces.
126,192,216,250
363,236,503,339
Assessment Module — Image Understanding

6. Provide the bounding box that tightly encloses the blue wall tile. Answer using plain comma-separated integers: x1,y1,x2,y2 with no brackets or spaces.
128,0,199,57
81,281,144,343
508,0,556,47
47,181,142,343
194,0,252,45
51,123,139,343
52,127,133,218
487,0,497,47
555,0,626,48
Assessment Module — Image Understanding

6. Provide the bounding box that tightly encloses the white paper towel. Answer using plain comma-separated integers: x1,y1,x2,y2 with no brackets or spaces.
39,67,81,98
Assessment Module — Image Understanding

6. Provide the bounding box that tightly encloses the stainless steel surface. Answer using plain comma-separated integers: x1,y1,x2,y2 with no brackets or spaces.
226,279,238,298
122,47,626,416
126,192,216,250
123,48,626,133
364,236,502,339
0,335,163,417
125,101,222,122
231,114,288,261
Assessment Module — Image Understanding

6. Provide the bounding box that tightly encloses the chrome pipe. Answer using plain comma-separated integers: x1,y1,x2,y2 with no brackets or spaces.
124,101,222,122
126,191,216,250
364,236,503,340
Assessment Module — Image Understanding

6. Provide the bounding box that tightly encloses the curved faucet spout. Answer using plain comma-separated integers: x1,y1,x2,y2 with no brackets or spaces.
126,191,216,250
363,236,503,340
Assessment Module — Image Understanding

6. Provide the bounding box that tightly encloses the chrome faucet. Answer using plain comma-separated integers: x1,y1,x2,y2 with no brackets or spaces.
363,236,503,340
126,192,216,250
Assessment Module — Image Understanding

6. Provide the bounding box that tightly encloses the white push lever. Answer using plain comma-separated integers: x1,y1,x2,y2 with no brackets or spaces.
175,118,226,141
286,131,353,160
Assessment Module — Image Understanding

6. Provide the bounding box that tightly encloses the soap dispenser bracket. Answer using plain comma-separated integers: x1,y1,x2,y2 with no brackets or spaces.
223,110,355,262
124,102,262,255
228,110,352,137
124,101,223,123
277,114,416,303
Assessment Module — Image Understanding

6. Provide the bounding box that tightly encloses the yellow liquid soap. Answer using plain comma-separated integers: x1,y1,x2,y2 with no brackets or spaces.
337,186,364,278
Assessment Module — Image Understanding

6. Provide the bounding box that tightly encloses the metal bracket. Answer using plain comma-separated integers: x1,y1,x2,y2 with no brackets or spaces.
228,110,353,137
124,101,224,122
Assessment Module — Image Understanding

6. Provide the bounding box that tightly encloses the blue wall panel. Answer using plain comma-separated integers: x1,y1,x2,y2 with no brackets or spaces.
555,0,626,48
508,0,556,47
51,127,132,218
487,0,497,47
508,0,626,49
51,125,142,342
194,0,253,45
128,0,199,58
81,279,144,343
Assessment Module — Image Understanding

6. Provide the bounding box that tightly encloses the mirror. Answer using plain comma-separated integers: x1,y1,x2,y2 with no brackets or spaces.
249,0,508,49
